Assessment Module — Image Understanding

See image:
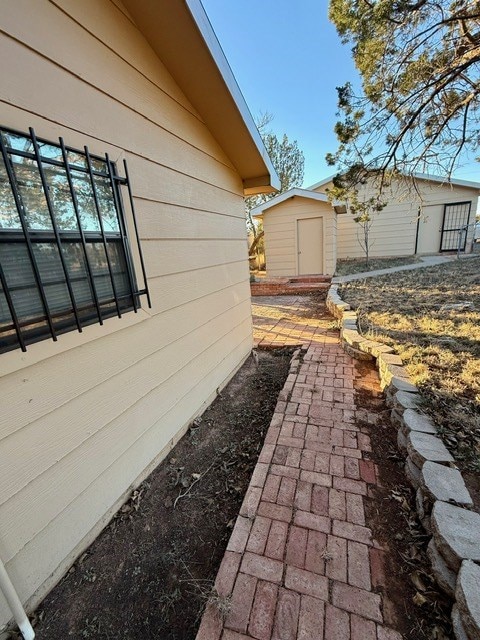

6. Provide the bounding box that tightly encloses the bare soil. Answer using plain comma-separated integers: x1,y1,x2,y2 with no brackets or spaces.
355,360,453,639
30,348,293,640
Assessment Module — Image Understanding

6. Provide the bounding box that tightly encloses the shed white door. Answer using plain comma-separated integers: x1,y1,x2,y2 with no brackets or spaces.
297,217,323,274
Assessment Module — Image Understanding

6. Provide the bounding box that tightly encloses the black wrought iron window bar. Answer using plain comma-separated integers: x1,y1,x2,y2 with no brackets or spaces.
0,126,150,353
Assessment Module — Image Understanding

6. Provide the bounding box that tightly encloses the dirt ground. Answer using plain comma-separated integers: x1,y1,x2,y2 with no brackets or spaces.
16,295,454,640
355,361,453,639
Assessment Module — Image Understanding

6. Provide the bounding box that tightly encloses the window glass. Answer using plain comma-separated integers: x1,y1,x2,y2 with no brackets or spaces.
94,175,119,232
10,155,52,230
70,169,101,232
0,242,45,320
0,155,21,229
1,131,34,155
43,164,78,231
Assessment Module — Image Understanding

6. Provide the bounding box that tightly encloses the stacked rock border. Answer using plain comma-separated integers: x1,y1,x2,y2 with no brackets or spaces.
327,284,480,640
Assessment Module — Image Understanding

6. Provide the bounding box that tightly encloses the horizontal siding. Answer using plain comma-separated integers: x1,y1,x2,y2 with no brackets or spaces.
127,154,244,216
317,178,479,258
137,201,247,239
336,208,417,259
0,34,242,194
0,300,252,562
143,239,247,279
1,330,252,619
0,0,253,623
148,260,248,316
0,281,250,442
51,0,198,115
3,0,234,166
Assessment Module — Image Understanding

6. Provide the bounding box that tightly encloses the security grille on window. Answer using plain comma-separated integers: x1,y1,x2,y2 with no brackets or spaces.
0,126,150,353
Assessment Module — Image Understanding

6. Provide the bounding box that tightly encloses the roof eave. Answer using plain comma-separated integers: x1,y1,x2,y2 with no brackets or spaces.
251,188,331,216
121,0,279,196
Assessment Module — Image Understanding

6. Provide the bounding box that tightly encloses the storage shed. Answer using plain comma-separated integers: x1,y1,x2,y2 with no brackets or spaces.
311,173,480,259
251,188,338,277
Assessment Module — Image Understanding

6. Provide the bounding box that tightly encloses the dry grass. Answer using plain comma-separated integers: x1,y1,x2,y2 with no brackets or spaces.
335,256,421,276
339,256,480,472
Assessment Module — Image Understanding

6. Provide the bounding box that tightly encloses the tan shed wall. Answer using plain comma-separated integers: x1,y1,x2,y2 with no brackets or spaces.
314,180,478,258
262,197,336,276
0,0,252,623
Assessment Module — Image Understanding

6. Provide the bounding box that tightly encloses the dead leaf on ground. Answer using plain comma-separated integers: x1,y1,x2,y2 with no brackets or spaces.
413,592,428,606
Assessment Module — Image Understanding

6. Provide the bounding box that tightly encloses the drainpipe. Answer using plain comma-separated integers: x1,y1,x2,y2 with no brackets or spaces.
0,558,35,640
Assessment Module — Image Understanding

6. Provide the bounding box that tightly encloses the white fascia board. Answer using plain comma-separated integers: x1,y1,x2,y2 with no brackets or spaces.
185,0,280,192
307,174,336,190
308,171,480,192
412,172,480,190
251,188,330,216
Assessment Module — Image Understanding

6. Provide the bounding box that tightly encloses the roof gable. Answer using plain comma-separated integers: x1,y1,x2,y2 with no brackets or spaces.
251,188,331,216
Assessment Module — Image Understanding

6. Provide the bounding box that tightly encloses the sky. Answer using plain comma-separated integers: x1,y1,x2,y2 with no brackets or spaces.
201,0,479,187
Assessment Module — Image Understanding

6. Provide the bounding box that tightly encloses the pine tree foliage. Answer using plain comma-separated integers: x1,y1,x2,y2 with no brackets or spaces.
246,120,305,236
327,0,480,193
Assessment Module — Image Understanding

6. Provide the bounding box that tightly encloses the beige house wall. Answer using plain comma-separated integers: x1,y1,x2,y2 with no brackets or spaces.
314,180,478,258
263,197,336,276
0,0,253,624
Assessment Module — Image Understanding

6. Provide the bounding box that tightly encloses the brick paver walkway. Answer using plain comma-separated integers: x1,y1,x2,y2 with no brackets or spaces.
196,297,402,640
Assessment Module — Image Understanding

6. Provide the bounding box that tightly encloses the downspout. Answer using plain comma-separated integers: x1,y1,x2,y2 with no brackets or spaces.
0,558,35,640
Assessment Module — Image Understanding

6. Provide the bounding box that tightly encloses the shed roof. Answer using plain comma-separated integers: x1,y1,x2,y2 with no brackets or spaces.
122,0,280,196
251,188,331,217
308,172,480,191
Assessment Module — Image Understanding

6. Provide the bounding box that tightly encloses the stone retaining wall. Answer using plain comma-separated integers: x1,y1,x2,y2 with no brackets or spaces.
326,284,480,640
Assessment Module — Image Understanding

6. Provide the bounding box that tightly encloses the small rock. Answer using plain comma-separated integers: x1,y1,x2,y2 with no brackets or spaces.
401,409,437,435
407,432,454,468
380,364,409,388
421,461,473,507
416,487,426,521
397,428,408,453
379,352,403,368
394,390,420,414
456,560,480,640
388,376,418,394
385,389,396,408
370,343,394,358
391,408,403,428
452,604,470,640
427,538,457,597
441,302,474,311
431,502,480,571
405,456,422,488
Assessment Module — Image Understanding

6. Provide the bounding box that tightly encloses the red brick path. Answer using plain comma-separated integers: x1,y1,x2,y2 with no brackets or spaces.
196,297,402,640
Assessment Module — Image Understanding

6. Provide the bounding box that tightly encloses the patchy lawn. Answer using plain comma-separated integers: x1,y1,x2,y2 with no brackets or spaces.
335,256,421,276
339,256,480,475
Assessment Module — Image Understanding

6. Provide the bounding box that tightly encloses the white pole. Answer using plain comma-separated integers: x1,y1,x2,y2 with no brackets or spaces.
0,559,35,640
